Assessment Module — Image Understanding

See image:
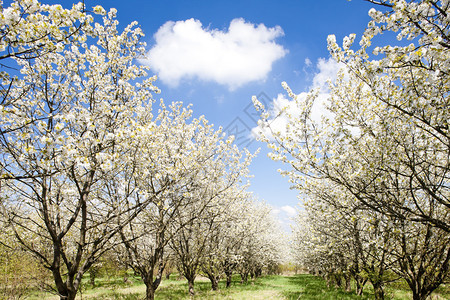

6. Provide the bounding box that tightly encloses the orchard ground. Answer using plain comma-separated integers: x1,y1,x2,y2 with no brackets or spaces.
28,273,449,299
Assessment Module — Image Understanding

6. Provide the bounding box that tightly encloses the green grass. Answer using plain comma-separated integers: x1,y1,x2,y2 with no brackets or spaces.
26,273,450,299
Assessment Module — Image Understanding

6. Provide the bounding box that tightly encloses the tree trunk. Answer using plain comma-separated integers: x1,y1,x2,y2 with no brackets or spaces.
410,284,433,300
371,281,384,300
89,267,97,288
188,279,195,296
142,261,165,300
411,292,430,300
240,272,248,284
54,273,78,300
225,270,232,288
325,272,333,288
356,285,364,296
355,278,367,296
334,273,342,288
59,285,77,300
344,274,352,292
255,267,262,277
145,282,156,300
210,277,219,291
205,272,219,291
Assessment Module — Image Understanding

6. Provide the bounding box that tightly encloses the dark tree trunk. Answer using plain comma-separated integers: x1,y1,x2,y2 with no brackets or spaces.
240,272,248,284
344,274,352,292
188,278,195,296
144,281,156,300
411,292,431,300
409,282,434,300
54,269,80,300
255,267,262,277
210,277,219,291
89,267,97,288
140,257,165,300
355,278,367,296
371,281,384,300
58,284,77,300
205,272,219,291
225,270,232,288
143,273,163,300
334,273,342,288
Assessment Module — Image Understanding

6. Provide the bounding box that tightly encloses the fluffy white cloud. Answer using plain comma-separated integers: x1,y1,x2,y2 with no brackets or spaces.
252,57,345,140
312,57,344,91
143,18,287,90
270,205,296,233
281,205,297,217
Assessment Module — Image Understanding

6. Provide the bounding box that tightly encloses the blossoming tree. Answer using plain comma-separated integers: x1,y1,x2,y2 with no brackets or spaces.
254,1,449,299
0,2,160,299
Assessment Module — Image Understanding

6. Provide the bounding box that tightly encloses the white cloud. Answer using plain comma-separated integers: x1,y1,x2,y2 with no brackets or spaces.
304,57,312,67
252,57,345,140
281,205,297,217
312,57,343,91
143,18,287,90
272,208,281,215
269,204,297,233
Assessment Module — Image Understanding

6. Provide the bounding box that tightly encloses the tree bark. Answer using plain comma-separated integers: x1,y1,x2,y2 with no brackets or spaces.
240,272,248,284
371,281,384,300
145,282,156,300
225,270,232,288
188,278,195,296
344,273,352,292
205,271,219,291
210,277,219,291
89,267,97,288
355,278,367,296
142,260,165,300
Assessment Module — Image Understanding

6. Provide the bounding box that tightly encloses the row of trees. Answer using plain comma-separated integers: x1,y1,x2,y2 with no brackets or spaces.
0,1,287,299
254,1,449,300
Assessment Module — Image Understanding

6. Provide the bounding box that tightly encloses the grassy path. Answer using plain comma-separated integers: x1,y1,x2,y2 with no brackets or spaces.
28,274,449,299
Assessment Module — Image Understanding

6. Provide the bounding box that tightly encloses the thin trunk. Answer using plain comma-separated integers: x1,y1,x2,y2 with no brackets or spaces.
89,267,97,288
240,272,248,284
225,270,232,288
355,278,367,296
344,274,352,292
188,279,195,296
334,273,342,288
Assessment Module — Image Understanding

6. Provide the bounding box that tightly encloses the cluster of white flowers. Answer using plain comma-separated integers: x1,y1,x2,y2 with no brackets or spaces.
254,0,450,298
0,2,261,299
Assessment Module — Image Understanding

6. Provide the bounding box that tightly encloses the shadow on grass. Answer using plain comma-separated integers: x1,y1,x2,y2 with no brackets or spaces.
156,274,377,300
156,275,284,299
281,274,375,300
83,273,143,290
83,292,142,300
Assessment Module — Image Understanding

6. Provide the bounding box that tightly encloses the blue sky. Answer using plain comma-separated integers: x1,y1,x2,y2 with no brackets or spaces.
57,0,377,229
